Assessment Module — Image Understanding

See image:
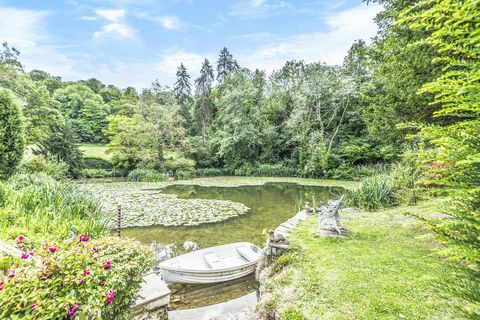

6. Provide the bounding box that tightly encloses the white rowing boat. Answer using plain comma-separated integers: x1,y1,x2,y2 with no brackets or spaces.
158,242,262,284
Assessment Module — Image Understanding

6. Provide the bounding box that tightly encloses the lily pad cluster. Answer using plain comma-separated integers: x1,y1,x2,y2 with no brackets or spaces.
83,183,250,228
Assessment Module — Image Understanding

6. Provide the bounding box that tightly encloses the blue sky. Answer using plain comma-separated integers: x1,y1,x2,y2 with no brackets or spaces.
0,0,381,89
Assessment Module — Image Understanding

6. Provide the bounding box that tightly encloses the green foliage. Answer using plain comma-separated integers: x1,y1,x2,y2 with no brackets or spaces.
0,174,108,240
33,120,84,177
80,168,125,179
0,88,25,180
19,155,69,180
163,156,196,175
83,156,113,170
280,307,304,320
400,0,480,316
347,174,397,211
174,170,192,180
105,114,157,170
0,236,154,320
127,168,165,182
53,84,109,143
195,167,233,177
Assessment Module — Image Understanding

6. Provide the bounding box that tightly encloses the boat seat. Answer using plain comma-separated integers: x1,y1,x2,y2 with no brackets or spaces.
203,252,226,269
237,246,258,262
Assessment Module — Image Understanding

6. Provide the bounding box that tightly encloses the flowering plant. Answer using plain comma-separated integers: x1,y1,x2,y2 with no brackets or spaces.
0,236,154,320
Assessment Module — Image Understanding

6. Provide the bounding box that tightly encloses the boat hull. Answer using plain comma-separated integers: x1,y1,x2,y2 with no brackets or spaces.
162,264,257,284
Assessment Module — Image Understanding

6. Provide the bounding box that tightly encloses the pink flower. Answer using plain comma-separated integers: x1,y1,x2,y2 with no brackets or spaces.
105,289,115,304
0,280,4,290
48,246,57,253
99,280,105,286
92,246,99,253
15,235,25,243
17,243,23,250
67,304,79,318
79,234,90,242
83,269,90,276
29,247,36,256
21,252,29,260
8,271,15,278
30,301,39,310
103,259,111,270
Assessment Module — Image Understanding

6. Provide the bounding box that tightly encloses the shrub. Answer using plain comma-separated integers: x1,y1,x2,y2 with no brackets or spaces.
163,156,196,175
195,168,233,177
175,170,192,180
127,168,165,182
347,174,397,211
280,307,304,320
0,235,154,320
81,168,126,179
252,164,298,177
83,156,113,170
0,88,25,179
19,155,69,180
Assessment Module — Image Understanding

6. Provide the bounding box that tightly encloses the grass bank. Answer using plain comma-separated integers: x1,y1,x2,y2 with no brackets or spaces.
258,200,455,320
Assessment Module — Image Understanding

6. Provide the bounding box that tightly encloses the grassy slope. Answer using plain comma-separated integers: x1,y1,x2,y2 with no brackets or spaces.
79,143,110,159
260,201,455,320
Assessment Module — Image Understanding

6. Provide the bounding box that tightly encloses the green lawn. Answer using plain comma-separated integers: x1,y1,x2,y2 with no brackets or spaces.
79,143,111,159
259,201,456,320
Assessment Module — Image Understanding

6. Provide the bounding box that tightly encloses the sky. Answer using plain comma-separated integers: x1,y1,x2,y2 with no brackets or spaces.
0,0,382,90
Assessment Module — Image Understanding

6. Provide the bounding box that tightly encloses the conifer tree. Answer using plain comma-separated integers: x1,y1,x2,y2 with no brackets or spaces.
216,47,239,83
194,59,215,137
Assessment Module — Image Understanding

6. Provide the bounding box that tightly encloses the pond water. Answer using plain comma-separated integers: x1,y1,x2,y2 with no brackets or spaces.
122,182,342,252
120,182,342,317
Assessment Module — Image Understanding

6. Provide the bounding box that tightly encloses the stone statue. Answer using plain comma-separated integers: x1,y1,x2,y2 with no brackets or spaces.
317,196,346,237
304,201,314,214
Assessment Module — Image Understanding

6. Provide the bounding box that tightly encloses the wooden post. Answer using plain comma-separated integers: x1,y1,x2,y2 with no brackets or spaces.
117,202,122,237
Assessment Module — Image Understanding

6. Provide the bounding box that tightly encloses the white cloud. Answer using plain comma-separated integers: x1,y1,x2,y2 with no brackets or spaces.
156,48,206,80
136,12,183,30
229,0,290,19
238,4,382,73
95,8,125,21
155,15,182,30
0,7,85,79
92,8,136,39
93,23,136,39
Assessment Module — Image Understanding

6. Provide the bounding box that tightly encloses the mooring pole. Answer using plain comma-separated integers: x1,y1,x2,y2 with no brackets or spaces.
117,202,122,237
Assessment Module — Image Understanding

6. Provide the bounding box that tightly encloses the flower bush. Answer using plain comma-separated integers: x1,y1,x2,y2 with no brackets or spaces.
0,235,154,320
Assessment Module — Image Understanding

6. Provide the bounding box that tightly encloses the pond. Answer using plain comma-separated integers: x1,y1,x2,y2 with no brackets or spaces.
115,181,343,318
122,182,342,253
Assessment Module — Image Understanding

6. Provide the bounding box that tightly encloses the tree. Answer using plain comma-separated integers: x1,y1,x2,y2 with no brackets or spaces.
0,88,25,179
402,0,480,317
215,71,264,168
194,59,215,137
33,120,84,177
53,84,109,143
104,114,157,170
174,63,192,102
216,47,239,83
23,85,63,144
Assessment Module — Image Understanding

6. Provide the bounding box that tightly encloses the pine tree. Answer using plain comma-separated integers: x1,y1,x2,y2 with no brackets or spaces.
194,59,215,137
216,47,239,83
174,63,191,102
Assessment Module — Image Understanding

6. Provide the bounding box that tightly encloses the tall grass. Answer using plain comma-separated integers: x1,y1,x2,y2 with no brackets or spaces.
0,174,108,240
347,174,397,211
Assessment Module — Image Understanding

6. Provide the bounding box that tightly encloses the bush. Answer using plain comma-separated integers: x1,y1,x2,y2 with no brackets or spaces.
347,174,397,211
175,170,192,180
252,164,298,177
127,168,165,182
163,156,196,175
0,235,154,320
19,155,69,180
0,88,25,179
195,168,233,177
81,168,126,179
83,156,113,170
280,307,304,320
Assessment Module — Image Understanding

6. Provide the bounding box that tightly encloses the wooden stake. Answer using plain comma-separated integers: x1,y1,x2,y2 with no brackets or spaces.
117,202,122,237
